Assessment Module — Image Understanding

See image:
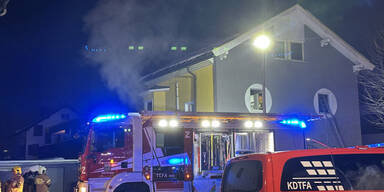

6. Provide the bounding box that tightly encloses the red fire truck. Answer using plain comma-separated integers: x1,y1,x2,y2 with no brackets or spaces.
76,112,313,192
221,147,384,192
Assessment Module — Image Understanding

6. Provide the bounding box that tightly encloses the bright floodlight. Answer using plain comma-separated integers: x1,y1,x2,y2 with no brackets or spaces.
211,120,220,128
254,121,263,128
253,35,271,50
201,120,210,128
306,138,311,141
244,121,253,128
158,119,168,127
169,120,178,128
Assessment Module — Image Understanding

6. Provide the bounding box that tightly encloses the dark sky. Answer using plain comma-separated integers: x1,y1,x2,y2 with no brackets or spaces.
0,0,383,142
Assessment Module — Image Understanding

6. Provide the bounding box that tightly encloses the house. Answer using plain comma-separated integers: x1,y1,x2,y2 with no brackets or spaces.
141,5,374,151
14,108,85,159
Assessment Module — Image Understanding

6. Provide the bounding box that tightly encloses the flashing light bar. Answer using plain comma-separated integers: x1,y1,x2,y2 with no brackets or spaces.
280,119,307,128
92,114,127,123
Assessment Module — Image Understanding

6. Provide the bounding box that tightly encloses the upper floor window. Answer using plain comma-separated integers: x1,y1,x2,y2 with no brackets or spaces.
272,41,304,61
289,42,304,61
33,125,43,136
273,41,287,59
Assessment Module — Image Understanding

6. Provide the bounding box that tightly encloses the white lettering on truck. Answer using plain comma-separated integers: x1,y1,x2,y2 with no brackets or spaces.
287,181,313,190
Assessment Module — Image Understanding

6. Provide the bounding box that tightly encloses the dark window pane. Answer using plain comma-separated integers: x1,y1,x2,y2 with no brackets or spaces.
223,160,263,192
318,94,330,113
155,130,183,156
281,154,384,191
28,144,39,155
92,125,126,152
290,42,303,61
61,113,70,120
250,89,263,111
34,125,43,136
273,41,285,59
147,101,153,111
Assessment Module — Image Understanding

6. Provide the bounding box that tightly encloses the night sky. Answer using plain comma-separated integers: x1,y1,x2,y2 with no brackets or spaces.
0,0,383,144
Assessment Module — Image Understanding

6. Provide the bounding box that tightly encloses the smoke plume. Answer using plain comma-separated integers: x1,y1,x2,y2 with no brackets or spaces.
83,0,187,108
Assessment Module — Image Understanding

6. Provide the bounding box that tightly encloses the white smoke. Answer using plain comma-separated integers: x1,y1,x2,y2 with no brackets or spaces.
83,0,187,108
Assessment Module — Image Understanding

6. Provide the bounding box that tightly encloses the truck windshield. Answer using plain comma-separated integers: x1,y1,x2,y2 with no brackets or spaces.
281,154,384,191
155,129,184,156
90,125,125,153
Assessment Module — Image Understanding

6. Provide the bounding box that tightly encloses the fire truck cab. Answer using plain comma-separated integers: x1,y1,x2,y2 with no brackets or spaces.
222,147,384,192
77,112,313,192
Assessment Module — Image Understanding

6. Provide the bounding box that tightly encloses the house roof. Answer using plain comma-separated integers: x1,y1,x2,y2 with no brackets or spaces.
212,4,374,71
142,4,374,84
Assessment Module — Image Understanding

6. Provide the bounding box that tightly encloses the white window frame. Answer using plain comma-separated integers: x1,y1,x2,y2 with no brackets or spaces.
245,84,272,113
272,40,288,60
288,41,304,62
313,88,337,116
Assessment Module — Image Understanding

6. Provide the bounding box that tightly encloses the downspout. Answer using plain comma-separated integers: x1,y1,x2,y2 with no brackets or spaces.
187,68,197,112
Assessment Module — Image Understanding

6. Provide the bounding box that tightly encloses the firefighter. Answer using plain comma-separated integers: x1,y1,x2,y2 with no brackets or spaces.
23,169,38,192
34,166,50,192
6,166,24,192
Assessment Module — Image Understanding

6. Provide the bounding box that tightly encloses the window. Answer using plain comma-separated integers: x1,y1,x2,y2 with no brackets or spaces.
222,160,263,192
184,102,194,112
280,154,384,191
314,88,337,115
155,129,184,156
146,101,153,111
318,94,330,113
61,113,70,120
28,144,39,156
273,41,286,59
45,130,51,144
33,125,43,136
250,89,263,111
91,126,125,152
289,42,304,61
245,84,272,113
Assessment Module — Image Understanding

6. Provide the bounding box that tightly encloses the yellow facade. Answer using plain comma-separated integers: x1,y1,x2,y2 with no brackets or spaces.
153,92,166,111
195,65,214,112
151,61,214,112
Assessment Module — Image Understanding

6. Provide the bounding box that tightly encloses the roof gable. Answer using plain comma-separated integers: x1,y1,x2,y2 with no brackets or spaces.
212,4,374,71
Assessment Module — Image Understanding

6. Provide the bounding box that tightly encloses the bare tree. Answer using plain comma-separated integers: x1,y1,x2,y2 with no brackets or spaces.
359,30,384,128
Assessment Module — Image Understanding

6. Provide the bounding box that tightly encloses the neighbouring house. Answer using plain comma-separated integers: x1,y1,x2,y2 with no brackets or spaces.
14,108,86,159
141,5,374,151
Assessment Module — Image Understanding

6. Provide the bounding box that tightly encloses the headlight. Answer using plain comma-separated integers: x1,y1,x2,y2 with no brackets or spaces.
78,182,88,192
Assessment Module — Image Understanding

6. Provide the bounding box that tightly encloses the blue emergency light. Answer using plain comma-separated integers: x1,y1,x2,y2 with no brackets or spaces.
168,157,189,165
92,114,127,123
367,143,384,148
280,119,307,128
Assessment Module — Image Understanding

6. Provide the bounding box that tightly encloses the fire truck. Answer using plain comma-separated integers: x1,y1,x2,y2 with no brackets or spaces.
221,146,384,192
76,112,314,192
